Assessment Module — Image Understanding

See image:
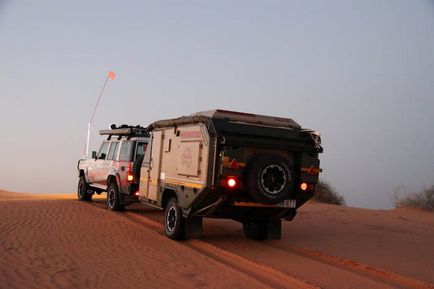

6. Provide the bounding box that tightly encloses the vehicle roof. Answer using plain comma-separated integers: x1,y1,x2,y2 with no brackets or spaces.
149,109,301,130
193,109,301,129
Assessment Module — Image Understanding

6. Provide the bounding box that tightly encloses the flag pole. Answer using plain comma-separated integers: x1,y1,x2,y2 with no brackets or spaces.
84,71,115,158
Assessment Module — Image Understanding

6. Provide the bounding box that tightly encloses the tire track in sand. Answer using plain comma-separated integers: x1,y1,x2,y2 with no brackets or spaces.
201,220,434,288
88,200,434,289
87,201,318,289
266,243,434,289
121,210,393,289
124,212,319,289
1,196,273,289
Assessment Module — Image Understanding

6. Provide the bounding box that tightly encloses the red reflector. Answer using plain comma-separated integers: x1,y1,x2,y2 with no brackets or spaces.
307,166,316,175
228,159,239,169
227,177,237,188
301,166,322,175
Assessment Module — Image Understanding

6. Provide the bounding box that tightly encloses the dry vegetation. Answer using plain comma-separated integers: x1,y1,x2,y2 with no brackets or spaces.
314,180,345,205
394,185,434,212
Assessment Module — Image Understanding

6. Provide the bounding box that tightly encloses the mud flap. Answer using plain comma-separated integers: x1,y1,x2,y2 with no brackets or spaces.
119,193,132,206
119,192,126,205
185,217,203,239
266,219,282,239
119,192,139,206
284,209,297,221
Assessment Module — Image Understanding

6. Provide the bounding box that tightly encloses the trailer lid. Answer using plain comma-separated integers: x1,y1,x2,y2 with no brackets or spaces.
191,109,301,129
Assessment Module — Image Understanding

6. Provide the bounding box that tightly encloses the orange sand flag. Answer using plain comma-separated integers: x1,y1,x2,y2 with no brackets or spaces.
108,70,116,80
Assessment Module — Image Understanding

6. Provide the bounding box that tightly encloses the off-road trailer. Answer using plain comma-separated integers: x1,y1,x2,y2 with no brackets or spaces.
138,110,322,240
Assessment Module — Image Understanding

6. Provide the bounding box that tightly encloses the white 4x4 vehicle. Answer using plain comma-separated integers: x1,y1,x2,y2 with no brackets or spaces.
77,125,149,210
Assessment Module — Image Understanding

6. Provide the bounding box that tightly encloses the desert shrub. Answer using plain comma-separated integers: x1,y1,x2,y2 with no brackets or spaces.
314,180,345,205
394,185,434,212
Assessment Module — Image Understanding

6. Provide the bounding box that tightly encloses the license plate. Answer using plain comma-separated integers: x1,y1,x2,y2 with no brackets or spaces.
278,199,296,208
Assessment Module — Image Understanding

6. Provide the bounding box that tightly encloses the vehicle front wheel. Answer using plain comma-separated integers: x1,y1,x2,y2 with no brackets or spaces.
107,182,124,211
164,198,185,240
77,176,93,201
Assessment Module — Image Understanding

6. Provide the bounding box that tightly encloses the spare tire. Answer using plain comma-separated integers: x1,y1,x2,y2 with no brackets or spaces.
246,154,294,204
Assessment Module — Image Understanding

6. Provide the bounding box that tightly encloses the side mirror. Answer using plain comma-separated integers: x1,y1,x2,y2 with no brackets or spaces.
92,151,97,159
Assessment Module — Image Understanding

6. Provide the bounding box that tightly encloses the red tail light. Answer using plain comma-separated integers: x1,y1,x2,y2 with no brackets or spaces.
226,177,238,188
300,182,315,192
127,163,134,183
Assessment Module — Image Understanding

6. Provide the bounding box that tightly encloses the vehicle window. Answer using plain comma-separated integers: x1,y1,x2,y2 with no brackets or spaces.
135,142,148,161
97,142,110,160
119,141,133,161
107,142,119,160
142,141,152,167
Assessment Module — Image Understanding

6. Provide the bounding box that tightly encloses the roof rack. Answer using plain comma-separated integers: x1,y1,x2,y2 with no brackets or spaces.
99,125,149,140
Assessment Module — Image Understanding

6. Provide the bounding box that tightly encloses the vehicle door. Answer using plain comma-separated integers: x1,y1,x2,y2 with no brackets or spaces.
105,141,119,186
89,142,110,184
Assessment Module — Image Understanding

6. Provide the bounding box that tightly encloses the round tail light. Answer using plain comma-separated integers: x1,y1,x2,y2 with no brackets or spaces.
227,177,238,188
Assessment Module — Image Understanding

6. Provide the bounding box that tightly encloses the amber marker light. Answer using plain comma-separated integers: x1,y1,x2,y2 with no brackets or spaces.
300,182,308,191
127,173,134,182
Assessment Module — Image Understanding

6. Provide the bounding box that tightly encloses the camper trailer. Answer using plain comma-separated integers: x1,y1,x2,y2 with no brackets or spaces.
138,110,322,240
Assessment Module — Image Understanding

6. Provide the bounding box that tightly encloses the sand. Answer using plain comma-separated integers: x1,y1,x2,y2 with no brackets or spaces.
1,189,433,289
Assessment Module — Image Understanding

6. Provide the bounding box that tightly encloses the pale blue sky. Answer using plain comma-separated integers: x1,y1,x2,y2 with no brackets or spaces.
1,0,433,208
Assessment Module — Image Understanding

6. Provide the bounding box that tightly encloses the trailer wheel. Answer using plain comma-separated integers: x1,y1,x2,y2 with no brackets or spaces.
107,182,124,211
242,221,267,240
246,154,294,204
164,198,185,240
77,176,93,201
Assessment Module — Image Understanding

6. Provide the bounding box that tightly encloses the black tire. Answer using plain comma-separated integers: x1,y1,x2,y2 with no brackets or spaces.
246,154,294,204
107,182,124,211
242,221,267,240
77,176,93,201
164,198,185,240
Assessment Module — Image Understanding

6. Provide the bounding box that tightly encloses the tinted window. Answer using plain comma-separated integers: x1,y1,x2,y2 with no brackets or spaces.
119,141,133,161
107,142,119,160
97,142,110,160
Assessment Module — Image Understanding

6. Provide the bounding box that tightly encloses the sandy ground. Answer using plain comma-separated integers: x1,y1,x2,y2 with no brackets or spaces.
1,189,433,289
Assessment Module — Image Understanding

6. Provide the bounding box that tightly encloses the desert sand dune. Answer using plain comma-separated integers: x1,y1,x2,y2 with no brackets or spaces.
1,190,433,289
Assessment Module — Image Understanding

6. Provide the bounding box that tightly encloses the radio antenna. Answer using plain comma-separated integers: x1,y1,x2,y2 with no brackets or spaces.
83,70,116,158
